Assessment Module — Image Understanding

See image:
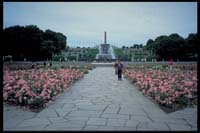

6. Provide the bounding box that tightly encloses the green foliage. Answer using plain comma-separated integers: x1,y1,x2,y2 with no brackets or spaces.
66,48,98,61
133,51,144,59
185,33,198,59
3,25,67,61
67,56,76,61
114,48,124,60
176,95,188,106
28,96,45,108
145,33,197,61
85,48,98,61
52,54,65,61
146,39,154,50
42,30,66,55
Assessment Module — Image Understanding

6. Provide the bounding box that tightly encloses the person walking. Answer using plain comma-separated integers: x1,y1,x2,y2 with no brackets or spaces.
117,60,123,80
114,60,118,75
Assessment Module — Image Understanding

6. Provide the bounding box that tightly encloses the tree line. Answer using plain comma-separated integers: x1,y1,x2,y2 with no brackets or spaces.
146,33,198,61
3,25,198,62
3,25,67,61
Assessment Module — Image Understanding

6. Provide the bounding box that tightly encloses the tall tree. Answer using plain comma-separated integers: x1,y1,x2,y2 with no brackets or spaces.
185,33,198,59
146,39,154,52
3,25,67,61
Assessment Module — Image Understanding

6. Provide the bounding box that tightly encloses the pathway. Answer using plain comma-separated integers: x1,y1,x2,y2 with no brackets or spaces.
3,67,197,131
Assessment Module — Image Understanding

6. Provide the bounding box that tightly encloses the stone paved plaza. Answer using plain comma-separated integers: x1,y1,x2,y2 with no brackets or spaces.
3,67,197,131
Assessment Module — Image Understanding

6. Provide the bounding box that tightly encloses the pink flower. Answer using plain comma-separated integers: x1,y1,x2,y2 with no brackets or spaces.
17,79,26,85
184,80,193,87
5,86,13,91
42,84,48,90
15,90,22,98
13,85,19,89
40,90,47,97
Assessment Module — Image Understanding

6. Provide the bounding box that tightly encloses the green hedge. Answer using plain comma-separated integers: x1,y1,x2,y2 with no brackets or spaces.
52,55,65,61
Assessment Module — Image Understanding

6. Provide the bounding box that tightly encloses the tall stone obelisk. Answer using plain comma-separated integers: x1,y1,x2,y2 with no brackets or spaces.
104,31,107,44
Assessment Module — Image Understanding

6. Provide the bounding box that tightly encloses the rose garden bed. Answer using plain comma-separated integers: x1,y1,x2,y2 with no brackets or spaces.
124,63,197,113
3,63,95,111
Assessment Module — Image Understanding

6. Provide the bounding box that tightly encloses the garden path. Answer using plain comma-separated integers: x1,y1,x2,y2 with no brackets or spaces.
3,67,197,131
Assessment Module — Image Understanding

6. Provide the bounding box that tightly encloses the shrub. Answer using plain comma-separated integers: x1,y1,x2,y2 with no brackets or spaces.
28,96,45,108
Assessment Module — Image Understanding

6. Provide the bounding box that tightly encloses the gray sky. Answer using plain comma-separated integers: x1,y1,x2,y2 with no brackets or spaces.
3,2,197,47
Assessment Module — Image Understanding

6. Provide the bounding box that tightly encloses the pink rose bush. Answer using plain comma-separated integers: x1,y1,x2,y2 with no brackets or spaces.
124,64,197,108
3,67,84,109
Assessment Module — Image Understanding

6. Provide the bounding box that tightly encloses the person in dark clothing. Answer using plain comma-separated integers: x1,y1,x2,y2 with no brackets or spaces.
31,64,35,69
117,60,123,80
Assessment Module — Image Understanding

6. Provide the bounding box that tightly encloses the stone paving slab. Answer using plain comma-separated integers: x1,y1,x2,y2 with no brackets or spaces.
43,122,85,131
107,118,127,127
185,119,197,127
35,109,59,118
48,117,69,124
191,127,197,131
137,122,170,131
3,118,25,130
130,115,152,122
17,118,50,127
114,126,137,131
55,108,77,117
119,108,147,116
3,67,197,131
65,116,90,121
62,103,76,109
151,117,188,125
167,123,192,131
87,117,107,126
14,125,47,131
103,106,119,114
83,125,116,131
77,104,107,111
66,110,102,117
125,120,140,128
101,113,129,120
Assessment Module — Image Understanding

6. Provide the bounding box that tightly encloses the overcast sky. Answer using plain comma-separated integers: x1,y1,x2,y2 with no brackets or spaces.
3,2,197,47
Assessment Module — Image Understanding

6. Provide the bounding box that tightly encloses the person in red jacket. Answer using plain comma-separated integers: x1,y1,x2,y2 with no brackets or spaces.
114,60,118,75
